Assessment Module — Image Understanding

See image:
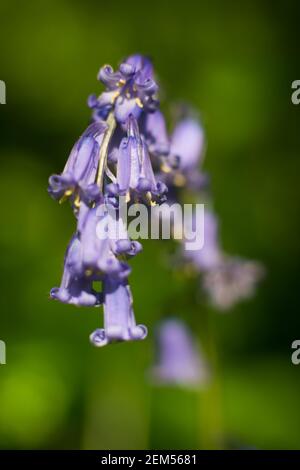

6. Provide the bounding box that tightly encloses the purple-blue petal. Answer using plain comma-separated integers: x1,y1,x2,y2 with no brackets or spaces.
90,277,147,347
171,118,205,171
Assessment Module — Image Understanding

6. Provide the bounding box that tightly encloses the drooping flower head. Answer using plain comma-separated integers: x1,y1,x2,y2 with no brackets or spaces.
49,54,172,346
48,53,264,350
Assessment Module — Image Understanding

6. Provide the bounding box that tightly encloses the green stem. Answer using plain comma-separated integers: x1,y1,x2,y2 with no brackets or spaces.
198,307,225,449
96,112,116,190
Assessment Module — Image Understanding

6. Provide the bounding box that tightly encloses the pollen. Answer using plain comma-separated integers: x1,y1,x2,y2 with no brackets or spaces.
174,173,186,187
161,163,172,173
59,188,74,204
111,91,120,103
146,191,156,206
135,97,143,108
73,194,81,208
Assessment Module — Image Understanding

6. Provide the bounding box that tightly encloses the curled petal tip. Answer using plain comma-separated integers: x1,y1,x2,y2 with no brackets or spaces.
87,94,98,108
131,324,148,340
90,329,107,347
105,182,120,196
89,324,147,347
50,287,69,303
137,177,152,192
115,240,143,256
119,63,135,76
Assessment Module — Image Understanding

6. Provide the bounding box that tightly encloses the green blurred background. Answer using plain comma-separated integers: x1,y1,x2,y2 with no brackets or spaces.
0,0,300,450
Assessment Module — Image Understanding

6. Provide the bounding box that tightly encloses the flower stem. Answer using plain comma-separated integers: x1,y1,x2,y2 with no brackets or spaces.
198,307,225,449
96,112,116,190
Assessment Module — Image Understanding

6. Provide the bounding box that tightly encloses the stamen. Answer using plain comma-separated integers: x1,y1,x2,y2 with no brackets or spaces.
135,97,143,108
146,191,156,206
174,173,186,187
161,163,172,173
111,91,120,103
74,194,81,208
59,188,74,204
105,166,117,183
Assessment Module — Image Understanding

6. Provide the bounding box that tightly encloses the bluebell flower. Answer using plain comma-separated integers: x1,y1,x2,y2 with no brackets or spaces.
77,201,134,279
116,115,167,202
48,121,107,207
183,209,221,271
88,54,158,123
161,116,208,189
49,54,169,345
50,236,102,307
51,197,144,306
151,319,209,388
49,53,264,347
171,118,205,172
90,277,147,347
143,110,170,156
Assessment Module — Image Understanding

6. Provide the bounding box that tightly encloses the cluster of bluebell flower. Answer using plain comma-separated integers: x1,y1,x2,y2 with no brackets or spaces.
48,55,170,347
48,54,263,355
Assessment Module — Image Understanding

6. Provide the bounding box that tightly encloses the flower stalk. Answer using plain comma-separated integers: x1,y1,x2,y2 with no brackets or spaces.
96,111,116,190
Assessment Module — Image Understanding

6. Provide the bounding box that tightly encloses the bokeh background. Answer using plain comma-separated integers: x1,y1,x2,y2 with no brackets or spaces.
0,0,300,450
